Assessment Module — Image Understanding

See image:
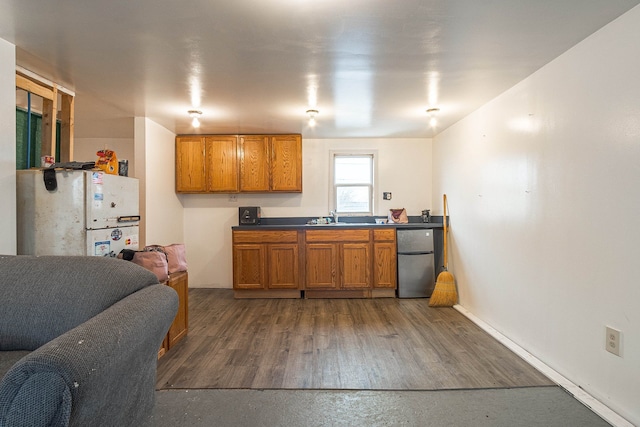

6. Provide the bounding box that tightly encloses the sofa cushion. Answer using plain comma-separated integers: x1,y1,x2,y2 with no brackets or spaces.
0,352,30,381
0,370,71,426
0,255,159,351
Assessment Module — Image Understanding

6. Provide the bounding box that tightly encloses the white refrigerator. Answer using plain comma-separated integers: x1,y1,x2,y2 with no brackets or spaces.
17,169,140,256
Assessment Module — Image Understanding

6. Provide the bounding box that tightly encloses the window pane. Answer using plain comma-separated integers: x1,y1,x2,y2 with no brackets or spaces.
335,156,372,184
336,186,370,212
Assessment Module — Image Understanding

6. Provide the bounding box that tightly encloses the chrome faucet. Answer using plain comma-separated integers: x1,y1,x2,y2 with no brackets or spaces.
330,210,339,223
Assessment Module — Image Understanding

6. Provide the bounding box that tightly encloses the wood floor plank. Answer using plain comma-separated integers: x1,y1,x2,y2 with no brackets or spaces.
157,289,554,390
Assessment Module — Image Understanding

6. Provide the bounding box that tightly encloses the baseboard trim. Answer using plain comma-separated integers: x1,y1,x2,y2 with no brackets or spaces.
453,304,633,427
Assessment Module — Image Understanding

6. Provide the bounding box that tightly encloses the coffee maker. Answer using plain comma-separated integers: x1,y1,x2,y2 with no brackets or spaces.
421,209,431,223
239,207,261,225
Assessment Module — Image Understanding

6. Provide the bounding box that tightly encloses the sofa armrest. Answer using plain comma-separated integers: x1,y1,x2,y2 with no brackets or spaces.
0,256,161,351
0,284,178,427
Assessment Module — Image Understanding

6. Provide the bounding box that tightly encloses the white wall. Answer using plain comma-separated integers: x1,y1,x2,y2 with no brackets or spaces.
0,39,16,255
432,7,640,425
184,137,432,288
134,118,184,246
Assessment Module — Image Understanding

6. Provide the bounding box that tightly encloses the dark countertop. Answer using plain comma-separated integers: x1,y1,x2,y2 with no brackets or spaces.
233,223,444,230
233,216,444,230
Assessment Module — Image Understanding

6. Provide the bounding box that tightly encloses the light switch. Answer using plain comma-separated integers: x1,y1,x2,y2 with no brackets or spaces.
383,192,392,200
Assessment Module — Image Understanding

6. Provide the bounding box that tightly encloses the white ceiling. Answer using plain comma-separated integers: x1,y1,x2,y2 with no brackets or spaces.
2,0,639,139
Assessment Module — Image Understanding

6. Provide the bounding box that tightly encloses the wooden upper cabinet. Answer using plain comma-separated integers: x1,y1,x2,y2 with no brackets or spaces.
206,136,238,192
270,134,302,192
176,136,206,192
239,135,270,192
177,134,302,193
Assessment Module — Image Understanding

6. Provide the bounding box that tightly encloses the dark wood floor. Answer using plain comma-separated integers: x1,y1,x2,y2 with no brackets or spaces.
156,289,553,390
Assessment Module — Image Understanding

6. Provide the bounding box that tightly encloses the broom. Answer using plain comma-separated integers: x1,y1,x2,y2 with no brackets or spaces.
429,194,457,307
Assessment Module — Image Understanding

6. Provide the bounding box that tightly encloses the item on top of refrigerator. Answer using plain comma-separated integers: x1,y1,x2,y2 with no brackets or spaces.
96,149,119,175
118,159,129,176
41,155,55,168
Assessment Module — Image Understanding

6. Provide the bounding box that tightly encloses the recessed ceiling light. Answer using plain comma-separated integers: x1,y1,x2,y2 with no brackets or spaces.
188,110,202,128
306,109,319,127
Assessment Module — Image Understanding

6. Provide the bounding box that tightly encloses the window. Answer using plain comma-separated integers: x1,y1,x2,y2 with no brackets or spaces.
16,102,61,170
15,70,75,168
331,152,375,215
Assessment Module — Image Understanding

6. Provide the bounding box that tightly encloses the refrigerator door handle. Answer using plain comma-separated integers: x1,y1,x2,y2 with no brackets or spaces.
117,215,141,222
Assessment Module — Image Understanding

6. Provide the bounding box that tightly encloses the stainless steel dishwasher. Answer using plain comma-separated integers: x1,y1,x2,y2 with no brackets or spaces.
396,228,435,298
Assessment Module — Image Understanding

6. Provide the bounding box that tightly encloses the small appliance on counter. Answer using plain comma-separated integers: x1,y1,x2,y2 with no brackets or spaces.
239,206,261,225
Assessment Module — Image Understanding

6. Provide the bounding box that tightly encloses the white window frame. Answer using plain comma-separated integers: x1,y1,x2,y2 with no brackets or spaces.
329,150,377,216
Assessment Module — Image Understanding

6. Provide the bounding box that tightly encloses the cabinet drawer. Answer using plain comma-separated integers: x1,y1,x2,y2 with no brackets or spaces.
233,230,298,244
306,229,370,243
373,229,396,242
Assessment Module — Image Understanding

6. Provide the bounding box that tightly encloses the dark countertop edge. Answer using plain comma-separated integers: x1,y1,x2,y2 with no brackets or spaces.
233,223,444,230
233,216,444,230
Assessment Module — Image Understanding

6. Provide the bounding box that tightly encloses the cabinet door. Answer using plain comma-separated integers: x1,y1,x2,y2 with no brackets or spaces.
206,135,238,192
176,136,206,192
233,244,266,289
373,242,397,289
239,135,270,192
268,244,299,289
341,243,371,289
305,243,339,289
167,272,189,348
271,134,302,192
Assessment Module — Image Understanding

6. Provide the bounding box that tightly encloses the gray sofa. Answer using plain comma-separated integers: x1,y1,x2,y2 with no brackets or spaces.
0,255,178,427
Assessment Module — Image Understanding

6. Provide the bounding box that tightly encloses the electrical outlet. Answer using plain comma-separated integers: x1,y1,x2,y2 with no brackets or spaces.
605,326,621,357
228,194,238,202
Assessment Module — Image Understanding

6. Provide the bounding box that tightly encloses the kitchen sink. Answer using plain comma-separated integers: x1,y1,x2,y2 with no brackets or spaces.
308,222,373,226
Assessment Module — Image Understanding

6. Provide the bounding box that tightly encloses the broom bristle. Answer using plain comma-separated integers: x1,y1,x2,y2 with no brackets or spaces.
428,271,457,307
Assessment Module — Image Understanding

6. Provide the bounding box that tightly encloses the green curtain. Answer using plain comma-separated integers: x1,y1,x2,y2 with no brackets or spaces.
16,108,61,169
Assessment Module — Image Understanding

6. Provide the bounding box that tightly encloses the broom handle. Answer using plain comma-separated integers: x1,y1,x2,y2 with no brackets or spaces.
443,194,448,270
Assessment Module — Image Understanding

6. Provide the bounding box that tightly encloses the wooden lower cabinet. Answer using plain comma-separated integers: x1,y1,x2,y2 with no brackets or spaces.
233,244,267,289
341,243,370,289
232,226,398,299
268,244,299,289
305,243,339,289
233,230,302,298
159,271,189,358
305,229,373,298
372,229,397,297
167,271,189,348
